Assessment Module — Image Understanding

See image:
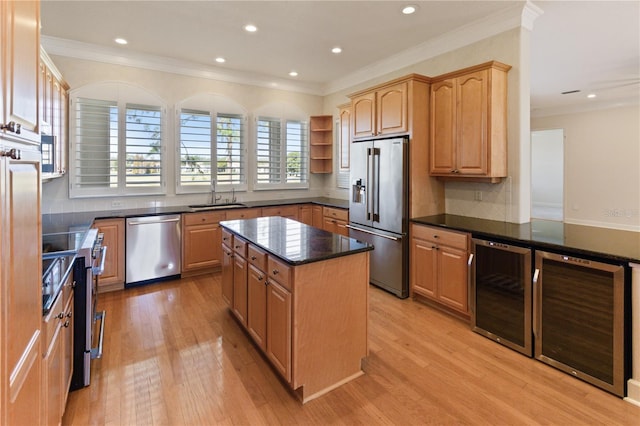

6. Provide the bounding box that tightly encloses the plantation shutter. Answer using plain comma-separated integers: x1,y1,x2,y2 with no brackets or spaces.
216,113,245,185
285,120,308,183
72,97,118,189
256,117,282,184
179,109,212,186
125,104,162,187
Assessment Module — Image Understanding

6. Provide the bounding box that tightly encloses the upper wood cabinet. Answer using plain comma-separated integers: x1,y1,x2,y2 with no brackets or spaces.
429,61,511,182
0,0,40,145
40,49,69,180
350,80,408,140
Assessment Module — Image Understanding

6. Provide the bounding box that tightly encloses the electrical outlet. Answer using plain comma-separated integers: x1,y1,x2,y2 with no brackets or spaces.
111,200,124,208
474,191,483,201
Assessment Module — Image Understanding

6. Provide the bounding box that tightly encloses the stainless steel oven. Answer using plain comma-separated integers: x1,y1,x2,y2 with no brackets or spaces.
534,250,628,397
471,238,533,356
70,228,107,391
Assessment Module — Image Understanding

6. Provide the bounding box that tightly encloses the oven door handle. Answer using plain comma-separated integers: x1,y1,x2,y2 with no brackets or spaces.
92,246,107,276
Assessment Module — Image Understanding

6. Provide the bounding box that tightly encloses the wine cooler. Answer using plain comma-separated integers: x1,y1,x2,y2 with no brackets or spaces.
534,250,628,397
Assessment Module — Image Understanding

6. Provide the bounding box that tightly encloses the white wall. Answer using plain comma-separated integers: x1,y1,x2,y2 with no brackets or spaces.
532,105,640,231
531,129,563,220
43,56,328,214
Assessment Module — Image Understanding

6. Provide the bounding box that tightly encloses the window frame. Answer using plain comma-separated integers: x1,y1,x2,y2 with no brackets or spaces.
69,94,167,198
254,116,309,191
175,108,248,194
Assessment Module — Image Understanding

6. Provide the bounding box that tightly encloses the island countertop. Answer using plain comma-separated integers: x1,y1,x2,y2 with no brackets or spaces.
219,216,373,265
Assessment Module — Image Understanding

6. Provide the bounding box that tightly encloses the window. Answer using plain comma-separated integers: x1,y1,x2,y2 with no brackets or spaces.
255,117,308,189
70,96,164,197
178,109,246,192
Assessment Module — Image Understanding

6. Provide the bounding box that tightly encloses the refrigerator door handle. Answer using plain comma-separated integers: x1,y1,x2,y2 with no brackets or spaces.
372,147,380,222
345,224,400,241
366,147,372,221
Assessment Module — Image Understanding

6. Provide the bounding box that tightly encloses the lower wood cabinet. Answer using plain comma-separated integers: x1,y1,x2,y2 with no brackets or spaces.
221,237,234,307
322,206,349,236
265,278,292,382
42,274,74,426
182,211,226,275
93,218,125,291
312,205,324,228
410,223,470,319
298,204,313,226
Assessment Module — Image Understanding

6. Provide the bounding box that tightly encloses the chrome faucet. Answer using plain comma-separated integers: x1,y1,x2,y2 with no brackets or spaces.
211,180,222,204
231,187,236,203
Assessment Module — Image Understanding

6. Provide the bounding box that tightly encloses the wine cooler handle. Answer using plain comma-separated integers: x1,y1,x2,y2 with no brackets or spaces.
532,268,540,338
468,253,475,315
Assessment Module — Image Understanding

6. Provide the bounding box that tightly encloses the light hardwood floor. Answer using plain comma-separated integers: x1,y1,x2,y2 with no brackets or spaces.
63,273,640,425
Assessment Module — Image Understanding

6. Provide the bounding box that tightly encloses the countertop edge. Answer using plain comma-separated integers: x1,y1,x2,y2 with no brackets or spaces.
411,214,640,264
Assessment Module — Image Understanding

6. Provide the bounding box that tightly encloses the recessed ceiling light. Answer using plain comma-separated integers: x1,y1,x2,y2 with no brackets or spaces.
114,38,128,45
215,57,226,63
289,71,298,77
587,93,597,98
402,5,417,15
331,47,342,54
244,24,257,33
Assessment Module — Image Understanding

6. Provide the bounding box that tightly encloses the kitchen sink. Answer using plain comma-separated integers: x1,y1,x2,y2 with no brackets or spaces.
188,203,246,211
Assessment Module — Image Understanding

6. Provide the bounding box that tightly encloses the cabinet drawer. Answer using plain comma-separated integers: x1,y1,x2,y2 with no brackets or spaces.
221,228,233,247
62,272,74,309
248,244,267,271
262,205,298,218
267,256,292,291
226,208,261,220
233,236,248,258
183,211,226,226
411,224,468,250
43,293,63,352
323,206,348,222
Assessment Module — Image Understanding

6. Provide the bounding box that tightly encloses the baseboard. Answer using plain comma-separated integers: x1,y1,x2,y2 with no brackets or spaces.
624,379,640,407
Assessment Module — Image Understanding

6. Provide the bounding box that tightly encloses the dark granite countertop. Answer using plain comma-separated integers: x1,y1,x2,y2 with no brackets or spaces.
42,197,349,235
220,216,373,266
412,214,640,264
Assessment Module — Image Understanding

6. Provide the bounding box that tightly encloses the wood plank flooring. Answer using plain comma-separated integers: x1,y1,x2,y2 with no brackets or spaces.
63,273,640,425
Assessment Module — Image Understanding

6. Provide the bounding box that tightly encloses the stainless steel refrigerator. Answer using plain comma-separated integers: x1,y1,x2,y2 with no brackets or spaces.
348,136,409,298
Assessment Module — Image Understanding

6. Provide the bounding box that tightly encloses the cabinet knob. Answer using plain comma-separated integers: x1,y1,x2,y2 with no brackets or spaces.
258,275,264,281
57,312,65,319
0,148,21,159
272,269,279,275
63,321,70,328
67,312,72,318
0,121,21,134
251,256,257,260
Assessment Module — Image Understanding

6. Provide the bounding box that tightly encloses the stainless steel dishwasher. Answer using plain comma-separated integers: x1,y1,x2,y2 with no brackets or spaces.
126,214,181,287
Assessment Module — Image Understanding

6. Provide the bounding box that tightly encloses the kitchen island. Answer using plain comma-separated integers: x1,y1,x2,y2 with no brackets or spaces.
219,216,372,403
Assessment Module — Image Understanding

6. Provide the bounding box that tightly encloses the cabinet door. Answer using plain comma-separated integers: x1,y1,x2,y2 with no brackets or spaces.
93,218,125,288
183,224,222,271
247,264,267,350
377,82,407,136
266,280,292,383
410,237,438,299
1,153,42,425
430,80,456,174
232,255,248,325
44,327,63,426
437,246,469,313
262,205,298,220
456,70,488,175
221,244,234,307
1,0,40,143
298,204,312,226
312,206,324,228
351,92,375,139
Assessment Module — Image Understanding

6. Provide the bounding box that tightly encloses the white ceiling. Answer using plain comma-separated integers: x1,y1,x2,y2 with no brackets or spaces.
40,0,639,115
